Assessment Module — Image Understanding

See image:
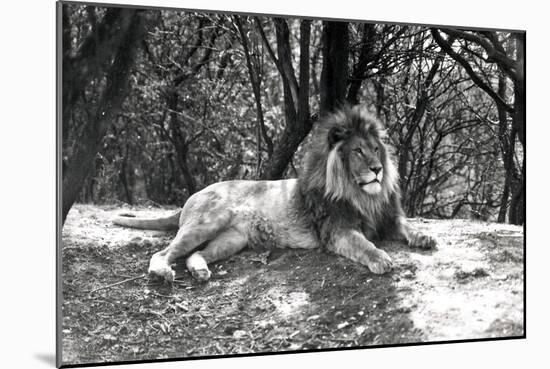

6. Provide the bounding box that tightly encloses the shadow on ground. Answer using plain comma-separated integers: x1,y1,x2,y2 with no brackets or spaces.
60,204,524,366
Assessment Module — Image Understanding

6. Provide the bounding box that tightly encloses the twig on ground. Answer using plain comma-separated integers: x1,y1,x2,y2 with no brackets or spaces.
328,337,357,342
88,274,147,295
343,289,363,304
150,291,175,298
172,280,194,287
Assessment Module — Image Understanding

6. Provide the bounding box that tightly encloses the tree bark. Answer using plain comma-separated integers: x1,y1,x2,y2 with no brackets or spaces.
496,75,511,223
346,24,376,105
509,162,525,225
320,21,349,115
62,10,146,224
119,143,133,205
260,19,313,180
508,33,525,225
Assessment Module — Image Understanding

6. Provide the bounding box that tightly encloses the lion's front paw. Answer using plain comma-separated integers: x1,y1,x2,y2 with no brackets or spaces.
190,267,212,282
148,264,175,284
148,252,175,283
408,232,437,250
366,248,393,274
186,253,212,282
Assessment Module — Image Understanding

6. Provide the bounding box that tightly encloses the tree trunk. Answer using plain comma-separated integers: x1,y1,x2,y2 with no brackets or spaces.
167,90,197,196
61,11,146,224
320,21,349,115
509,163,524,225
62,8,135,130
119,144,133,204
262,20,349,179
260,19,312,180
496,75,511,223
508,33,525,225
346,24,376,105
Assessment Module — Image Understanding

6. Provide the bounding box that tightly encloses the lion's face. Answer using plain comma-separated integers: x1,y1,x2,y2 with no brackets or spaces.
304,106,398,213
325,114,391,199
344,135,384,195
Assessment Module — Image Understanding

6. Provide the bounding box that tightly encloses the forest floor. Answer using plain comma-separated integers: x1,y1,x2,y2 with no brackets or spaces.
60,204,524,366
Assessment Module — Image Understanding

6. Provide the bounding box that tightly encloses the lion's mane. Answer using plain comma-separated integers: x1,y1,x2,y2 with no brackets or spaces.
297,105,403,243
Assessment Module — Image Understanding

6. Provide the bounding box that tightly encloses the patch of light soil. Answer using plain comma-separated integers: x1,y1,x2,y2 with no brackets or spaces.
267,289,309,317
395,219,524,341
226,275,250,287
63,204,176,249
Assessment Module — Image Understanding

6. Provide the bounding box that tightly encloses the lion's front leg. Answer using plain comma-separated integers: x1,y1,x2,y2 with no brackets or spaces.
328,230,393,274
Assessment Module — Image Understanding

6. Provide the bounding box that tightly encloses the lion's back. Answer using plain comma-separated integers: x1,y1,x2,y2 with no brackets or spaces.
186,179,298,210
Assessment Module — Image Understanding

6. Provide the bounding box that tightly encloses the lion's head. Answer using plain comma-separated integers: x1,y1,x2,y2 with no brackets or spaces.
300,105,399,217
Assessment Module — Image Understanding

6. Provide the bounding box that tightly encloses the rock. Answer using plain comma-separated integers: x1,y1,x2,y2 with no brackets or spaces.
402,270,415,279
355,326,367,335
232,330,247,339
337,321,349,329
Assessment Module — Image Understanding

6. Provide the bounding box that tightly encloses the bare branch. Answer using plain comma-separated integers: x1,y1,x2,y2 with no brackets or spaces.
431,28,514,114
277,26,300,115
440,28,517,80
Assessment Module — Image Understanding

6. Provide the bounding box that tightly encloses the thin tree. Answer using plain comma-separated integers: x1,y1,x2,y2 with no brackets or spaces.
256,18,313,179
62,9,150,224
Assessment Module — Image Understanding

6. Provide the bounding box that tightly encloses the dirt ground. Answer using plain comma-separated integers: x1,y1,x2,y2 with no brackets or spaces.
60,204,524,366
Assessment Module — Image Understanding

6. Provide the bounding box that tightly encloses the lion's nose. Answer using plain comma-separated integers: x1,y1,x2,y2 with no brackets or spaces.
370,166,382,175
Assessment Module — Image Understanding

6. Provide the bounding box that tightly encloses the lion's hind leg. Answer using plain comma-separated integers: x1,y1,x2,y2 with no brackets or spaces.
186,228,248,281
148,210,233,283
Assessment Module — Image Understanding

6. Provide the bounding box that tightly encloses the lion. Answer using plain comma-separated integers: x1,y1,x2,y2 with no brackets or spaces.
113,105,436,283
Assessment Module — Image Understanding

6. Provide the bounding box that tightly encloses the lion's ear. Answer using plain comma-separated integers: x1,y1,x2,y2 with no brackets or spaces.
328,126,350,148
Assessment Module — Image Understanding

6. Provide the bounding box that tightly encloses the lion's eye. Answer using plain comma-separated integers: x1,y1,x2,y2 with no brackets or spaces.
353,148,364,156
374,146,379,153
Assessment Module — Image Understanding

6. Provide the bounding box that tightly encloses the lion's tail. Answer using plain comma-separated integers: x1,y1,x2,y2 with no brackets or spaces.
112,210,181,231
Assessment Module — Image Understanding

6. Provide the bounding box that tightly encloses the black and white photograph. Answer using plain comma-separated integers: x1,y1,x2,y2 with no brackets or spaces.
57,0,525,367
